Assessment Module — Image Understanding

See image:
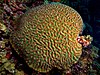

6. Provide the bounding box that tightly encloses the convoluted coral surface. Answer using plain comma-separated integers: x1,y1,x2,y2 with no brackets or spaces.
10,3,83,72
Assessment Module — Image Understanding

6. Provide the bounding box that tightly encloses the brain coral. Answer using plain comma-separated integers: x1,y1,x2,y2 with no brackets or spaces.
10,3,83,72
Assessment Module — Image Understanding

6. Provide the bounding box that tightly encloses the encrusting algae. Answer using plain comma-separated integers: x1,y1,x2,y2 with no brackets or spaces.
10,3,83,73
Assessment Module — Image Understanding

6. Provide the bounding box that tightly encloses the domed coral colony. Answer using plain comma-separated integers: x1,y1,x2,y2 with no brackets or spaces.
10,3,83,73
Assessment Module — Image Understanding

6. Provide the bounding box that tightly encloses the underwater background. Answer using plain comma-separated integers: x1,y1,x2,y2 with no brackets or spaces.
0,0,100,75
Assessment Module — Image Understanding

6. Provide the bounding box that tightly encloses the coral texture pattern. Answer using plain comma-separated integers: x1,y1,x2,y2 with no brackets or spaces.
10,4,83,72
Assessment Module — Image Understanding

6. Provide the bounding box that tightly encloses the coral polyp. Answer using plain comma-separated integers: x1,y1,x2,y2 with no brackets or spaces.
10,3,83,72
